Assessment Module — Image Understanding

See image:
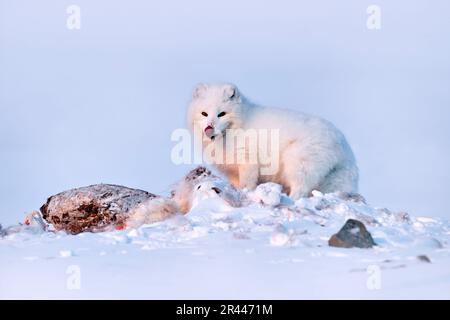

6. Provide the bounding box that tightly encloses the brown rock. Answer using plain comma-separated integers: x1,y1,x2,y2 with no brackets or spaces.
329,219,376,248
40,184,174,234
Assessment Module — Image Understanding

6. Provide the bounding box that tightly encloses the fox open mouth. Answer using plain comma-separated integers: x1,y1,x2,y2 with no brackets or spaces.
204,125,215,140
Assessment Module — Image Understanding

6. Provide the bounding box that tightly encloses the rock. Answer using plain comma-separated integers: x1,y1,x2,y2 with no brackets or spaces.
417,255,432,263
328,219,376,248
40,184,177,234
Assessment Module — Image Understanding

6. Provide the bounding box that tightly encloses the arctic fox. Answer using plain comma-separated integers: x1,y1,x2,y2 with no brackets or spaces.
187,83,358,199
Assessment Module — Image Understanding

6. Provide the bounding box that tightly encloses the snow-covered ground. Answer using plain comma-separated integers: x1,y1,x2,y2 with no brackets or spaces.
1,184,449,299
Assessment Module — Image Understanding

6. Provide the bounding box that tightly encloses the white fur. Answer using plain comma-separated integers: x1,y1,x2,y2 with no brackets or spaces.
127,198,178,228
187,83,359,199
170,166,241,213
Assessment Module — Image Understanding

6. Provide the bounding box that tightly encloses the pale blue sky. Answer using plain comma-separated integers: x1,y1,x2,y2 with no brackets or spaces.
1,0,449,224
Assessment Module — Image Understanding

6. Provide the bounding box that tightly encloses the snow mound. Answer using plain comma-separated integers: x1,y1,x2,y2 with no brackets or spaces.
1,183,450,299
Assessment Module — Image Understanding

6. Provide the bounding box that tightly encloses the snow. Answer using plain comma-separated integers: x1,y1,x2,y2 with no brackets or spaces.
1,183,450,299
59,250,74,258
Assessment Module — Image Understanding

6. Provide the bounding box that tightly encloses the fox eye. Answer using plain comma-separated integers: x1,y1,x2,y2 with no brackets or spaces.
211,187,221,194
201,112,208,117
217,111,226,117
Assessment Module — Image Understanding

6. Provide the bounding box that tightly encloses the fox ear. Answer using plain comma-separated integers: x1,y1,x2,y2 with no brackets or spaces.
223,84,238,101
193,83,208,99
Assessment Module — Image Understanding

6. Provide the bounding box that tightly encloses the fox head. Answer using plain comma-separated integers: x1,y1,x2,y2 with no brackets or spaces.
187,83,245,141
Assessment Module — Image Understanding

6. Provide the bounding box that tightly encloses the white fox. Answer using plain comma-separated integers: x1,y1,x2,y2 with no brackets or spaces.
187,83,359,199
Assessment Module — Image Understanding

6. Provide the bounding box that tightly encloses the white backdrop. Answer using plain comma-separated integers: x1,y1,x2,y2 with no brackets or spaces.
1,0,449,225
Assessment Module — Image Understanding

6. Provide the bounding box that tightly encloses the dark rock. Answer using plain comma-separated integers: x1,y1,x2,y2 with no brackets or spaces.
329,219,376,248
417,255,431,263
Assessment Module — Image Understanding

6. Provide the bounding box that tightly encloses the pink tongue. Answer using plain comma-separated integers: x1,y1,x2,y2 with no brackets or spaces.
204,126,214,138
